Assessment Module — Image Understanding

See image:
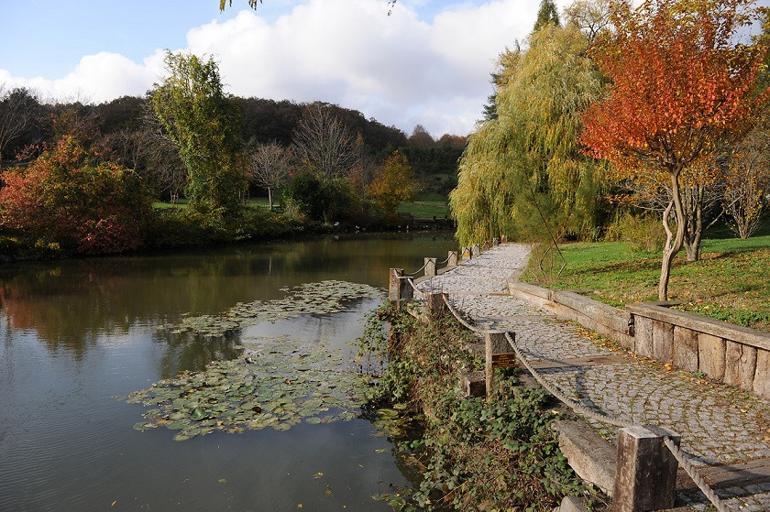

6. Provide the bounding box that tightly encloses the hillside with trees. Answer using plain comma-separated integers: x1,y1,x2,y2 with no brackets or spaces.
0,54,465,259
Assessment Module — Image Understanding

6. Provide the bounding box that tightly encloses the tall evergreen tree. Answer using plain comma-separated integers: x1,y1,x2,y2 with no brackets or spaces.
482,46,521,122
534,0,561,32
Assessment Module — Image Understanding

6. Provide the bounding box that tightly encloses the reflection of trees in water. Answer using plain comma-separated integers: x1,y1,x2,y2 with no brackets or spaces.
156,330,241,379
0,235,455,356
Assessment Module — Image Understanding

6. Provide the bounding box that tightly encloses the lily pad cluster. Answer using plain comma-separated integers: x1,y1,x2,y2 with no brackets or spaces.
164,280,382,339
128,336,372,441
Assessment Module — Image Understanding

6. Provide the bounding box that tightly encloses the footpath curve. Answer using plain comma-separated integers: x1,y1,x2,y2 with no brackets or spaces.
415,243,770,511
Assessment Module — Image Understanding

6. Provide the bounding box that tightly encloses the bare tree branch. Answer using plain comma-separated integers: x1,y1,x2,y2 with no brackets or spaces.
292,104,359,180
249,142,291,209
0,86,37,169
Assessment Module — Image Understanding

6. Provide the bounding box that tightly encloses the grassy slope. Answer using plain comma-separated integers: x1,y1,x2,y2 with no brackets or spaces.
522,233,770,332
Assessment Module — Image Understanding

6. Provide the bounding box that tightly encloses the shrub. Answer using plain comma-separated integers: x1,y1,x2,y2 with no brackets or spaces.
604,212,665,253
283,172,359,224
146,203,302,249
0,136,151,255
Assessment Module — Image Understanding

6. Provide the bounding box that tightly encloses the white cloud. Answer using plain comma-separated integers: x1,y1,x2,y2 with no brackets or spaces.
0,52,164,104
0,0,555,135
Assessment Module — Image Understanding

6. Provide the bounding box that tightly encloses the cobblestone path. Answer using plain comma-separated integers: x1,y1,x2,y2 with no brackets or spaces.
416,244,770,511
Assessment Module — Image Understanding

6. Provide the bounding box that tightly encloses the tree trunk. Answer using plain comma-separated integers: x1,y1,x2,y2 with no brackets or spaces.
267,187,273,211
682,186,703,262
684,238,701,262
658,173,686,301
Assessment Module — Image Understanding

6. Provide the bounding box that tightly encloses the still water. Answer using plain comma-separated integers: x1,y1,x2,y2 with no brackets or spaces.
0,234,457,512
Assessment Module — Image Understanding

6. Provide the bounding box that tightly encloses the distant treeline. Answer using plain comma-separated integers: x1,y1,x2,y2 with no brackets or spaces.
1,93,465,198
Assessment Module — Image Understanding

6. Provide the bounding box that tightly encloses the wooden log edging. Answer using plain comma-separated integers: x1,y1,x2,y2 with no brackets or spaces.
509,281,770,399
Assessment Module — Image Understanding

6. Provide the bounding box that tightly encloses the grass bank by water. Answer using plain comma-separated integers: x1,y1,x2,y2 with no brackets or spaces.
522,233,770,332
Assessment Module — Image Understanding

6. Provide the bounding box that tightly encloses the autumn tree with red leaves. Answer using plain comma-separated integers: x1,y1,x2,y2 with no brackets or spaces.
581,0,768,300
0,136,151,255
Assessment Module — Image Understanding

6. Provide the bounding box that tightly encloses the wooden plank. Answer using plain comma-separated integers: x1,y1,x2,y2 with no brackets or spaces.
508,282,552,300
553,419,617,496
677,457,770,491
653,320,675,363
699,333,726,381
673,326,699,372
627,303,770,351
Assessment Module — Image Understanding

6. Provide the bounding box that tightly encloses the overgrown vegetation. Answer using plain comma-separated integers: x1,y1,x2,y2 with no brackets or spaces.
358,304,597,510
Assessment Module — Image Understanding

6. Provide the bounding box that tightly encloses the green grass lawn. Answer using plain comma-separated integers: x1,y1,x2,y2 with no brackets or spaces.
155,196,447,219
153,197,273,210
398,195,450,219
522,233,770,332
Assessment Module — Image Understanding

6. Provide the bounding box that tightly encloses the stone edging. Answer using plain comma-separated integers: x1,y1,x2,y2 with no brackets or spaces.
509,281,770,399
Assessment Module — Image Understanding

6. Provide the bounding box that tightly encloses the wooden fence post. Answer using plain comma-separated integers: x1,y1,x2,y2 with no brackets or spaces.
424,257,437,277
612,426,680,512
388,268,404,302
484,330,516,400
397,276,413,308
447,251,459,268
426,292,447,320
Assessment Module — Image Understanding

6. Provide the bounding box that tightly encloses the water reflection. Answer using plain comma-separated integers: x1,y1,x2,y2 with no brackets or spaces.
1,234,457,512
0,233,456,358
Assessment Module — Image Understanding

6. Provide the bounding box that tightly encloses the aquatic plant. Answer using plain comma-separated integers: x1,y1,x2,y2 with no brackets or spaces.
128,336,370,441
163,280,383,339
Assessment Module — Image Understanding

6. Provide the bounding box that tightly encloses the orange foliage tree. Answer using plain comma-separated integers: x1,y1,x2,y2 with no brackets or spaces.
581,0,768,300
368,150,417,217
0,136,150,255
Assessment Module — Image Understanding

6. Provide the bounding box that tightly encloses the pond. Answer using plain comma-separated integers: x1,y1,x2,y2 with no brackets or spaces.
0,234,457,512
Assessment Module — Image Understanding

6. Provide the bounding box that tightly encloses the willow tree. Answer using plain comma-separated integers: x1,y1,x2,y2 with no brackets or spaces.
451,25,605,246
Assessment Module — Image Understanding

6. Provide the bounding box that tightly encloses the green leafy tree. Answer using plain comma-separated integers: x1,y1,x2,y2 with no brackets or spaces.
534,0,561,32
283,173,357,225
150,52,245,218
451,25,604,246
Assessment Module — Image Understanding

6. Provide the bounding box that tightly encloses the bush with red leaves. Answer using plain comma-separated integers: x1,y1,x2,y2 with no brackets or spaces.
0,136,151,255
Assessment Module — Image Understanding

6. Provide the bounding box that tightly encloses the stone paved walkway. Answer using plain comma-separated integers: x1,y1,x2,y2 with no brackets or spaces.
416,244,770,511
